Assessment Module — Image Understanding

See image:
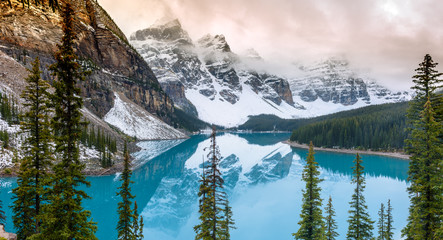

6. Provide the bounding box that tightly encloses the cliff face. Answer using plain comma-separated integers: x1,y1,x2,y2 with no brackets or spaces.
0,0,175,122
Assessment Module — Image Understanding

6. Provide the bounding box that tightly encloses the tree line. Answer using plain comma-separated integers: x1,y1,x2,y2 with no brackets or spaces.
0,92,21,125
80,125,117,168
290,102,408,150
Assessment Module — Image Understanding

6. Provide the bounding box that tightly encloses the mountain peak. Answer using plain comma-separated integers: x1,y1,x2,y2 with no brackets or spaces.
152,18,182,29
130,18,191,42
197,34,231,52
242,48,262,60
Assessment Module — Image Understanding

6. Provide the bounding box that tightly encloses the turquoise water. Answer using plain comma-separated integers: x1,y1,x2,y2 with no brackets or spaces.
0,133,409,239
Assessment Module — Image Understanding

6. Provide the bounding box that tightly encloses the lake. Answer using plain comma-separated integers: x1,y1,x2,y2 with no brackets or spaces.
0,133,409,239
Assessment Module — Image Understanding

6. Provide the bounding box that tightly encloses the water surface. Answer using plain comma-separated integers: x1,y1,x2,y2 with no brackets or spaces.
0,133,409,239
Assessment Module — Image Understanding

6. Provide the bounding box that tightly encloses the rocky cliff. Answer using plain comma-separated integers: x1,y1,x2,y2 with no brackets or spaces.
131,19,297,127
0,0,176,124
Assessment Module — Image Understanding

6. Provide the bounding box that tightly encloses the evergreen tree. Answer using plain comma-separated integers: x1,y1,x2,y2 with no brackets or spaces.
132,201,144,240
346,154,374,240
12,57,53,240
403,98,442,240
0,185,5,226
385,200,394,240
138,216,144,240
194,159,211,239
132,201,139,240
403,54,443,240
407,54,442,123
325,196,338,240
220,197,235,240
35,3,97,239
293,142,326,240
194,127,234,240
377,203,386,240
117,143,136,240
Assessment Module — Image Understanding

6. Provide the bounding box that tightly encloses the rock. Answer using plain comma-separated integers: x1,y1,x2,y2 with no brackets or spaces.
0,224,16,240
289,58,410,106
0,0,176,124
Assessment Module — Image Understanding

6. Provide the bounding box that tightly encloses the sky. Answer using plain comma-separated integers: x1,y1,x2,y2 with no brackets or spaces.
98,0,443,91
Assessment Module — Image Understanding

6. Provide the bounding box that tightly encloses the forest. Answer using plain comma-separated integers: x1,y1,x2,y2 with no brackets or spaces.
290,102,408,150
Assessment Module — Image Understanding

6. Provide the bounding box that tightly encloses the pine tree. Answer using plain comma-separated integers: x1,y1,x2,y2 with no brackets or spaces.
0,184,5,226
407,54,442,124
133,201,139,240
325,196,338,240
35,3,97,239
194,159,212,239
403,98,442,240
138,216,144,240
220,197,235,240
293,142,326,240
403,54,443,240
132,201,144,240
117,143,136,240
377,203,386,240
12,57,53,240
346,154,374,240
194,127,233,240
385,200,394,240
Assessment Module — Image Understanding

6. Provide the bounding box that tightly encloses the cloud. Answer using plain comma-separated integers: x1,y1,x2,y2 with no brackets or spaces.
98,0,443,91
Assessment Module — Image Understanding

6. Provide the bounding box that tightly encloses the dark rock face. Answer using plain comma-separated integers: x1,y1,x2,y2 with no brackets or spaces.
263,75,294,105
160,81,198,117
290,59,384,106
0,0,175,122
298,77,369,105
244,72,295,106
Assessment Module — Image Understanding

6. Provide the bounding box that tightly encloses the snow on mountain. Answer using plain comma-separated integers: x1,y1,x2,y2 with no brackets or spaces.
104,92,186,140
131,19,411,127
131,19,298,127
288,58,411,115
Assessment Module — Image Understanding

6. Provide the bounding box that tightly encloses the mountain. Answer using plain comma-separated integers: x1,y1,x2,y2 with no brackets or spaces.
288,58,411,115
0,1,188,173
131,19,411,127
130,19,299,127
0,0,186,140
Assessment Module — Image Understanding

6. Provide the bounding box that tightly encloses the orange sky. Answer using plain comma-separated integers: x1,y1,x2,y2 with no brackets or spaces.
98,0,443,91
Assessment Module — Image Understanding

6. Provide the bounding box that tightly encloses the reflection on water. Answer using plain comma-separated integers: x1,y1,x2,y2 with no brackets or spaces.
0,133,409,240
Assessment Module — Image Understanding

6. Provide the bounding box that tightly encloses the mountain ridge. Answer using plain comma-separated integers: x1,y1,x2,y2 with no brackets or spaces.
131,19,411,127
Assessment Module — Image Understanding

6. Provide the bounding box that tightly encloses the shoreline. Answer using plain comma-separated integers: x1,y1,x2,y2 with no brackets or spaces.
283,140,410,160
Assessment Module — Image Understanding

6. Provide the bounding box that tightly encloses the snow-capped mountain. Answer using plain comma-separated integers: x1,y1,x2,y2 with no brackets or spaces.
130,20,298,127
131,19,411,127
289,58,411,115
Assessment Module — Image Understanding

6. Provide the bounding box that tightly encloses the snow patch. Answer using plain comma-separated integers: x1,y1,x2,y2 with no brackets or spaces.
103,92,186,140
185,83,299,127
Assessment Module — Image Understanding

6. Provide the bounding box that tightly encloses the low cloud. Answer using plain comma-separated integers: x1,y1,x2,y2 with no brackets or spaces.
99,0,443,91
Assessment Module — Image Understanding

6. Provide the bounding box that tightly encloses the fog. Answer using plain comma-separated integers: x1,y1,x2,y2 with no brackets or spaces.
98,0,443,91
